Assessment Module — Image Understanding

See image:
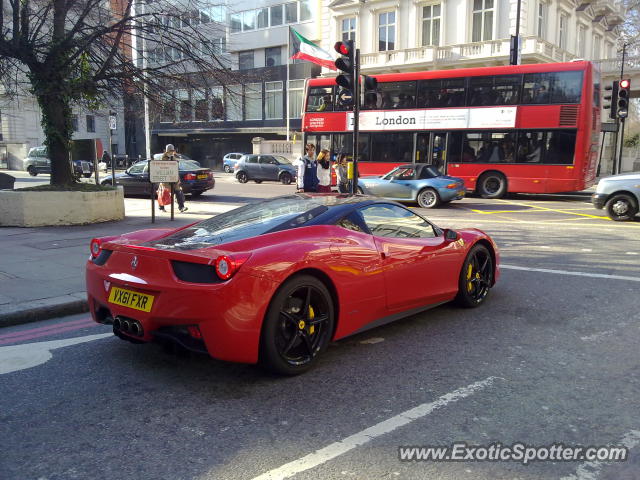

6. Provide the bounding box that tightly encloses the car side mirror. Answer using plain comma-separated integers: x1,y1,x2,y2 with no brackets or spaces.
444,229,458,241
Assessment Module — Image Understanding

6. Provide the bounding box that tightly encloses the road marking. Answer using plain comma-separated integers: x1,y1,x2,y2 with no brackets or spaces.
560,430,640,480
0,333,112,375
250,377,499,480
0,318,92,340
626,252,639,255
581,249,593,252
493,200,611,220
0,320,95,345
501,264,640,282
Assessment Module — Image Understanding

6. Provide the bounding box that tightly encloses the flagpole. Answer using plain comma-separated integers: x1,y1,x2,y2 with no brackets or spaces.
286,26,291,142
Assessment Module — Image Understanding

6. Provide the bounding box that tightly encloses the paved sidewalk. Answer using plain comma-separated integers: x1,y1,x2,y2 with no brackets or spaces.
0,199,236,328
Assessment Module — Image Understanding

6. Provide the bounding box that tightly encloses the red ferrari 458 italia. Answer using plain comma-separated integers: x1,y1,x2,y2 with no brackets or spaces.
86,194,499,375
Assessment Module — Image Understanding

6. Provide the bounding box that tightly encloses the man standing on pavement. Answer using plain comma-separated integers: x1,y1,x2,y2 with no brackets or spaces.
159,144,188,213
294,143,319,193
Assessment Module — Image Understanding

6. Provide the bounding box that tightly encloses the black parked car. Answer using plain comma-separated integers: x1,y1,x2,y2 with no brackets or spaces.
101,159,215,197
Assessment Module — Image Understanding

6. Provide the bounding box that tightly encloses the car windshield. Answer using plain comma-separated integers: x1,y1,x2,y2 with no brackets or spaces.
179,160,201,170
275,156,292,165
384,167,415,180
148,196,330,250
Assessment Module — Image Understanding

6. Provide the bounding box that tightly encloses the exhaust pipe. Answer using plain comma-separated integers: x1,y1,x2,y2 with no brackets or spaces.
130,321,142,337
122,319,131,333
113,317,122,331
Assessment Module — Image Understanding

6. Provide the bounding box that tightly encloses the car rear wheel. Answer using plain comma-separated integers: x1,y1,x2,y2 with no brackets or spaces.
605,194,638,221
223,165,231,173
455,244,493,308
27,166,37,176
260,274,335,375
101,179,114,186
477,172,507,199
83,173,92,178
280,172,292,185
237,171,248,183
417,188,440,208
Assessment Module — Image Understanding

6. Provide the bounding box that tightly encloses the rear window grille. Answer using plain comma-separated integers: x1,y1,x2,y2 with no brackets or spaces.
559,105,579,126
171,261,220,283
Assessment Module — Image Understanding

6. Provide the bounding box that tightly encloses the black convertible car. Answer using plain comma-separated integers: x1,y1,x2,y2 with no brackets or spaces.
101,159,215,197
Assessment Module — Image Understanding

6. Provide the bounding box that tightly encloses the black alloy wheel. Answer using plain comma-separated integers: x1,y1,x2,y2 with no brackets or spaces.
237,171,249,183
477,172,507,199
605,193,638,221
260,275,334,375
455,244,493,308
27,166,37,176
280,172,292,185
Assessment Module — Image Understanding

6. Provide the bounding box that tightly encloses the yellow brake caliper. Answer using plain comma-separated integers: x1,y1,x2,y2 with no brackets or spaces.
308,305,315,335
467,264,474,292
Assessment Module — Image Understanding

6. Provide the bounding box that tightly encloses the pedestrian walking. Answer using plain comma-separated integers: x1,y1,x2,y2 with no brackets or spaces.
333,154,349,193
316,148,332,193
294,143,319,193
101,150,111,168
158,144,188,213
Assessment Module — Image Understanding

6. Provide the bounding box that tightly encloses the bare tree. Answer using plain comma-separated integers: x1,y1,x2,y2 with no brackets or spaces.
0,0,236,185
621,0,640,51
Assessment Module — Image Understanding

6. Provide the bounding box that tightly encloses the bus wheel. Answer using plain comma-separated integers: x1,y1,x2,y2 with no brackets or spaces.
477,172,507,199
605,194,638,221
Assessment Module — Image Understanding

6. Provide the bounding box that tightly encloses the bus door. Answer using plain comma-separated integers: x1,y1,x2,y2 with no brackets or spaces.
431,133,447,172
415,133,429,163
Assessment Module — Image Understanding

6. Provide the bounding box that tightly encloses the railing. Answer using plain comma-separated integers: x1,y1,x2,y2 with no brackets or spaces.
592,57,640,75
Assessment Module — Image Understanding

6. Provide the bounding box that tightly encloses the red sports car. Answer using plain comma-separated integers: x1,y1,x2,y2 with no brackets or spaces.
86,194,499,375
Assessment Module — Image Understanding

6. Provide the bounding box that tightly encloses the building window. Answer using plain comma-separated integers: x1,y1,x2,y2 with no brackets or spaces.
71,115,79,132
230,13,241,33
378,11,396,51
300,0,312,21
422,4,441,46
558,13,568,50
537,1,547,39
161,95,175,123
341,17,356,41
592,34,601,60
288,79,305,118
86,115,95,132
226,85,242,121
606,42,613,59
270,5,283,26
211,87,224,120
193,90,208,121
265,81,283,119
257,8,268,28
576,24,586,57
285,2,298,23
176,89,191,122
245,83,263,120
239,51,254,70
265,46,282,67
243,10,256,31
472,0,493,42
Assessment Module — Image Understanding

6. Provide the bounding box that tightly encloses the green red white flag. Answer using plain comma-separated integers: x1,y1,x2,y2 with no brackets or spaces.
289,27,336,70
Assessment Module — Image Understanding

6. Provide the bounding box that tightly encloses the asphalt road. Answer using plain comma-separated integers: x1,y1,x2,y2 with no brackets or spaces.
1,174,639,480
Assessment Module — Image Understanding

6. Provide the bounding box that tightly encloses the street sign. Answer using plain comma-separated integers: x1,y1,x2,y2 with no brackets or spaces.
109,115,117,130
601,122,618,133
149,160,179,183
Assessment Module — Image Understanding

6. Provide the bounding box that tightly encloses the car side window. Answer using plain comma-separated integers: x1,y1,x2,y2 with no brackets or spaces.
129,163,146,174
246,155,258,164
259,155,277,165
357,204,436,238
336,213,367,233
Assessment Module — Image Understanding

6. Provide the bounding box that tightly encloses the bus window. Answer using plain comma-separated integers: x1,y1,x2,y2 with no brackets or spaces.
522,73,551,104
417,78,465,108
550,71,582,103
462,132,512,163
516,132,545,163
371,133,412,162
307,87,334,112
469,75,521,106
544,130,576,164
376,81,417,109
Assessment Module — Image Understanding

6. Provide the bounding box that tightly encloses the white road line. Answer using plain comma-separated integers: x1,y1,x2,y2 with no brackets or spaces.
626,252,639,255
250,377,500,480
501,265,640,282
0,333,112,375
560,430,640,480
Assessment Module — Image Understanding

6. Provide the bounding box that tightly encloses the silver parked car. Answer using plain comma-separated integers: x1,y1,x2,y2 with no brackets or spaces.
592,172,640,221
23,146,50,176
234,154,296,185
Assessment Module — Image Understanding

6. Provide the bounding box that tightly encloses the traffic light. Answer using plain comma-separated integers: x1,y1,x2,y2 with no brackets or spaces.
617,79,630,119
334,40,355,93
363,75,382,109
603,80,619,120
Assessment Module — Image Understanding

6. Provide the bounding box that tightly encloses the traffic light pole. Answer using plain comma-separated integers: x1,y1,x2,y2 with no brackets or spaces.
617,44,627,175
352,49,360,195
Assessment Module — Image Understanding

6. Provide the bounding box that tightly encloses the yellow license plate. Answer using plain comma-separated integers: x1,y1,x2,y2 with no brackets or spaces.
108,287,154,312
197,174,208,179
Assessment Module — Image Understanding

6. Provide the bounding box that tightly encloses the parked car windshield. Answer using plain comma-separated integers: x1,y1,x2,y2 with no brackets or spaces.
148,196,330,250
179,160,202,170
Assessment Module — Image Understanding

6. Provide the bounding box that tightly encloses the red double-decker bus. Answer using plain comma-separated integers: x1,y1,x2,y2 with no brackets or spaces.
302,61,600,198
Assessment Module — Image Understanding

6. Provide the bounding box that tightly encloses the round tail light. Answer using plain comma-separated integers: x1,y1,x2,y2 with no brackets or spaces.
90,238,102,258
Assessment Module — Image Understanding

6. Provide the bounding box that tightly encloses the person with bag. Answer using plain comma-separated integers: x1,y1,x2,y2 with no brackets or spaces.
316,148,332,193
333,154,349,193
158,144,188,213
294,143,319,193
